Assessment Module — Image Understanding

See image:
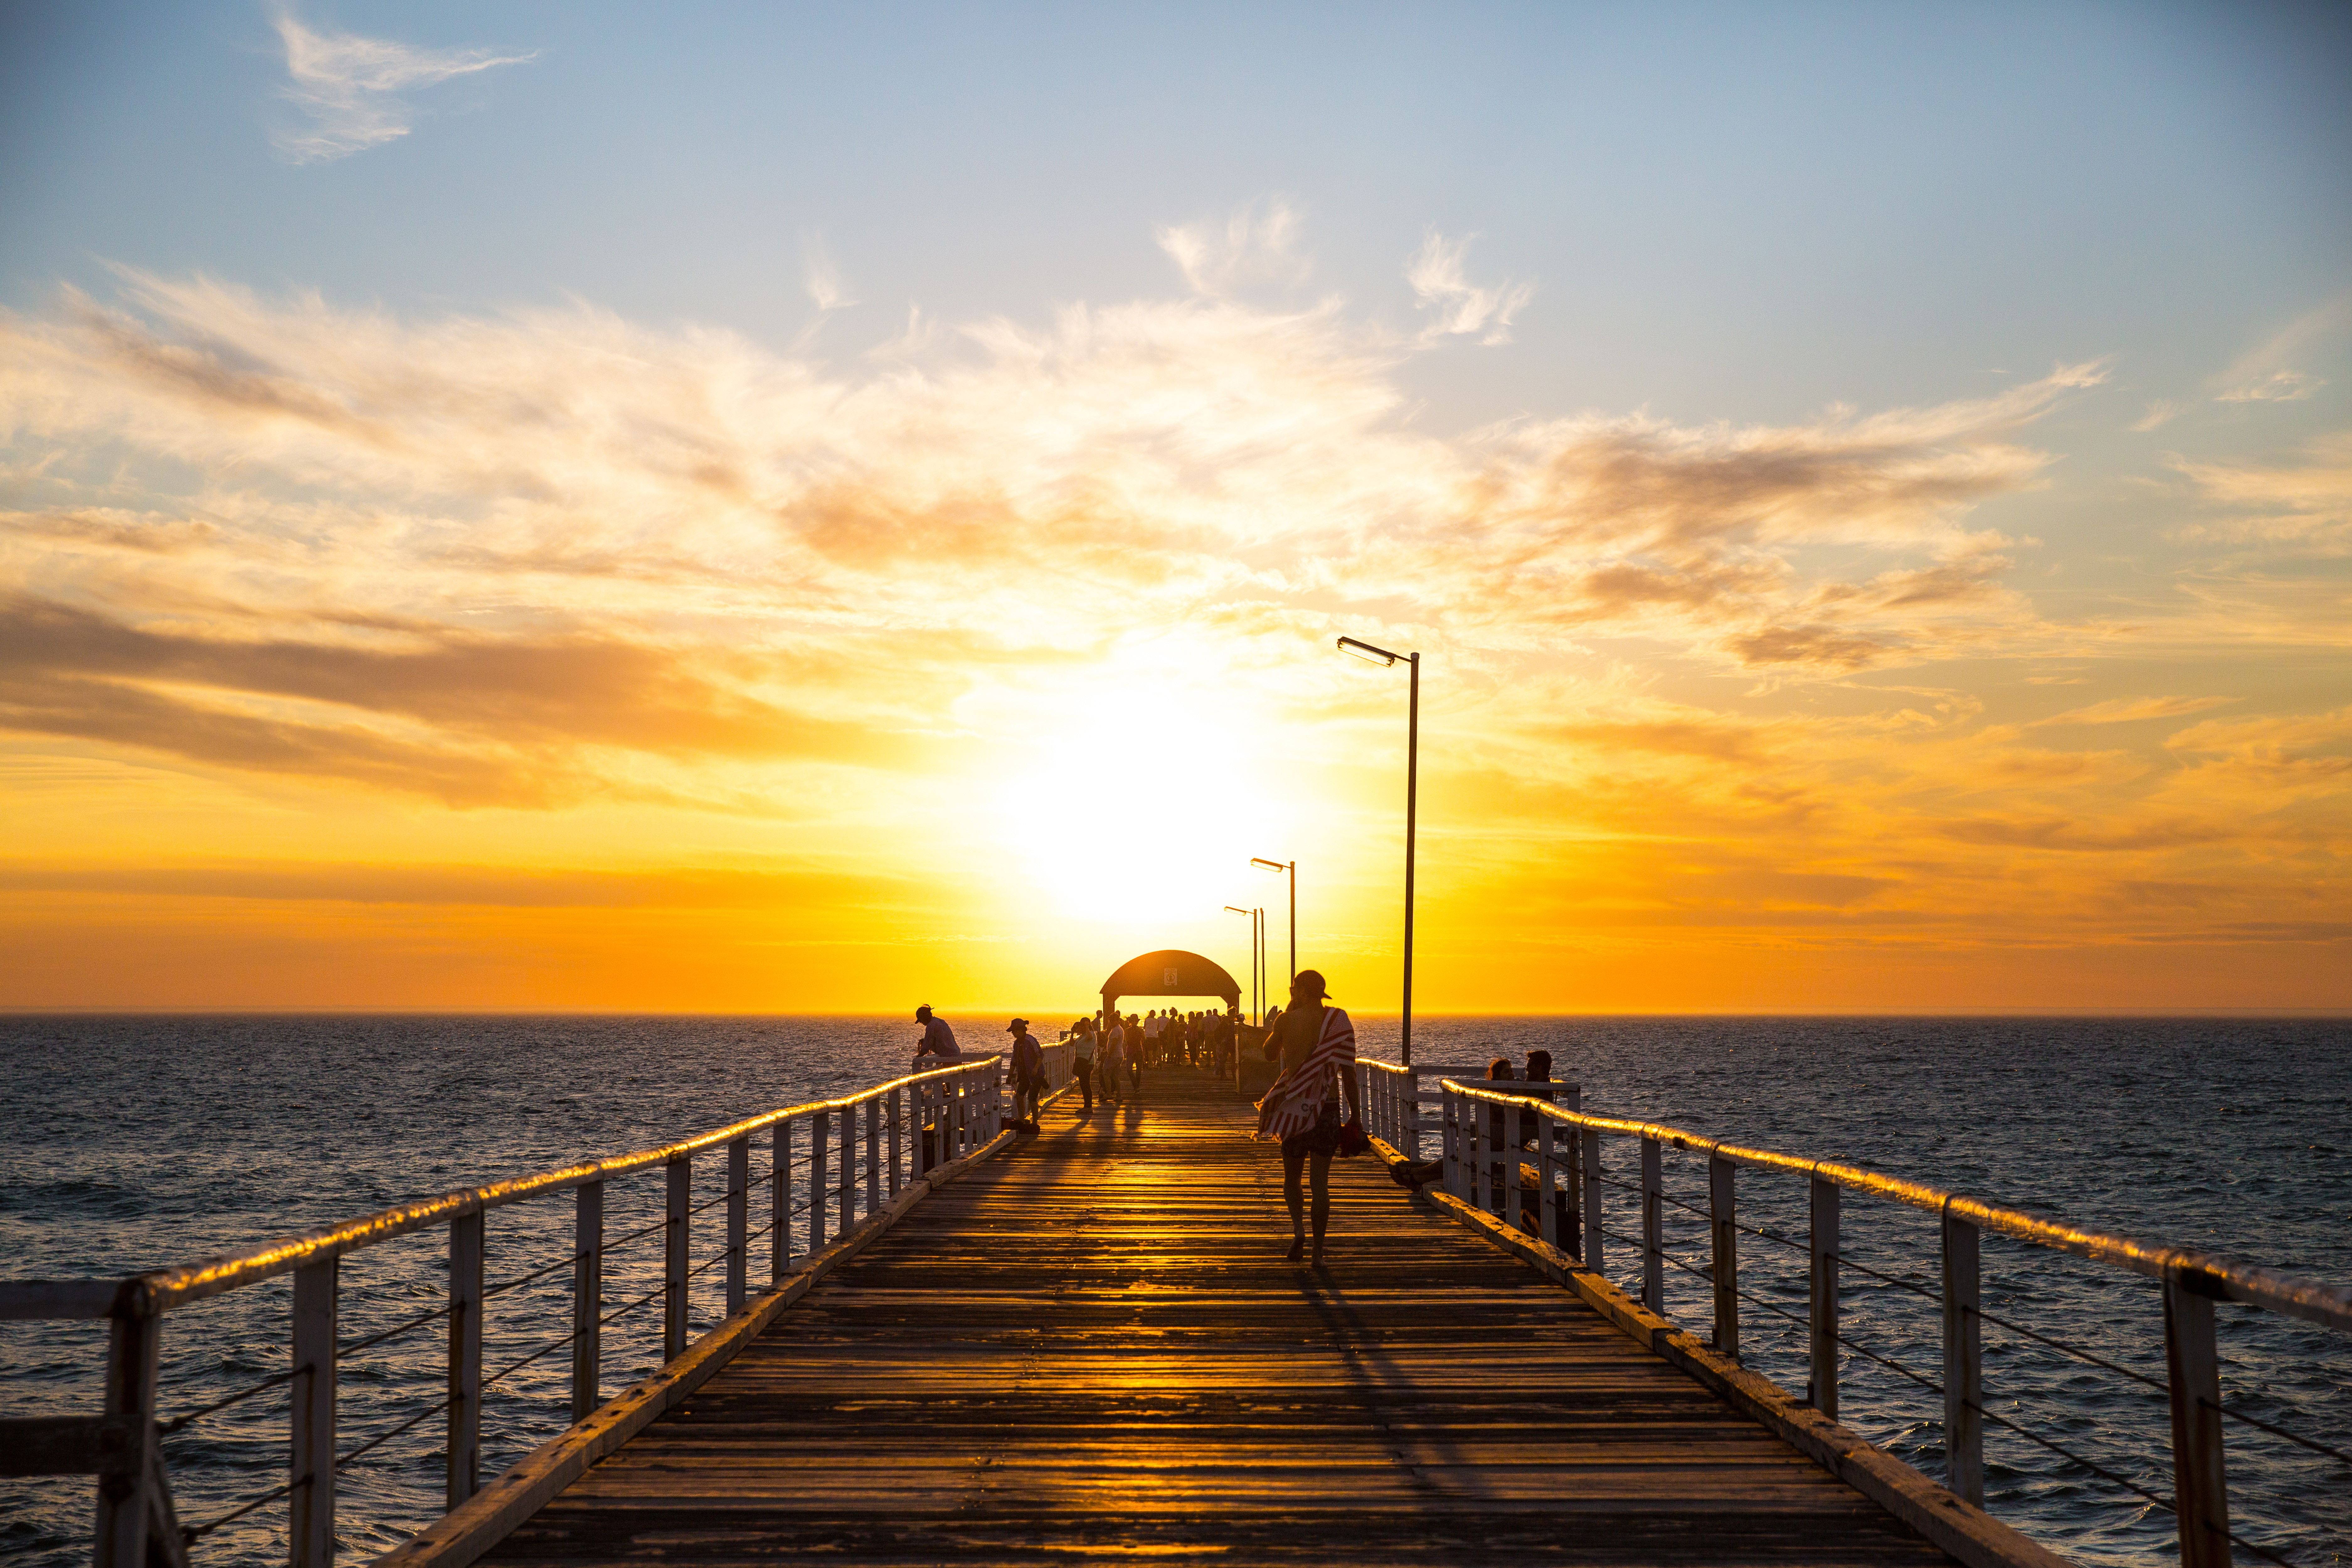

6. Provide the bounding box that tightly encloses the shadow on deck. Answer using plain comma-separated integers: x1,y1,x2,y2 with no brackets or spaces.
483,1068,1952,1565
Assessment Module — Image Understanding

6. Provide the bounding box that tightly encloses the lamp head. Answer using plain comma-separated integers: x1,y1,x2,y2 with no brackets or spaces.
1250,857,1285,872
1337,634,1400,667
1225,905,1250,915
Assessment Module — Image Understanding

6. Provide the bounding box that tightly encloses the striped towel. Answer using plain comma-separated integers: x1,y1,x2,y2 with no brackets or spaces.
1254,1006,1356,1142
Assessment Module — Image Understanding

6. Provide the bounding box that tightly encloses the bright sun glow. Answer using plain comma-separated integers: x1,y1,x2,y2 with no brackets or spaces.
994,694,1286,926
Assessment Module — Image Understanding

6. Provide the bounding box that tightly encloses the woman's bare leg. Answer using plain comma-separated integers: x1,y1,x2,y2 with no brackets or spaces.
1282,1142,1308,1258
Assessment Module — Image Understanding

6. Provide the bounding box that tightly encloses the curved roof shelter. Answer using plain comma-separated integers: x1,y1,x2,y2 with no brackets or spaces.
1099,949,1241,1013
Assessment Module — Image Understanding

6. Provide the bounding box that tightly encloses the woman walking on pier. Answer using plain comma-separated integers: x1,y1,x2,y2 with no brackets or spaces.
1254,969,1362,1262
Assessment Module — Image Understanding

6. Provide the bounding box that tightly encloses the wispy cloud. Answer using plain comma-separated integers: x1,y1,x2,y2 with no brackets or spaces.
1157,199,1311,296
1407,230,1533,345
2029,694,2234,727
803,236,855,313
2167,434,2352,557
2211,294,2346,405
270,7,535,164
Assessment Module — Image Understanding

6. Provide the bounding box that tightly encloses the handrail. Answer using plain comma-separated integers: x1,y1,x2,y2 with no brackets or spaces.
1,1049,1027,1568
1437,1077,2352,1333
0,1057,1005,1324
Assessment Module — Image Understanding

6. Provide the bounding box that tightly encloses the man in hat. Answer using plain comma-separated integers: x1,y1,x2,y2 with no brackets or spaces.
1007,1017,1044,1127
912,1004,961,1068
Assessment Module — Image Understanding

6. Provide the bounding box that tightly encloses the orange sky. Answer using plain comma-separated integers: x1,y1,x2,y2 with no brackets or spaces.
2,271,2346,1012
4,6,2349,1014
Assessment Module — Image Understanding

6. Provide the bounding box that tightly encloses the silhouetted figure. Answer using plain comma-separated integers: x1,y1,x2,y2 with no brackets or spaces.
1253,969,1363,1263
1008,1019,1042,1129
1070,1018,1096,1112
913,1004,960,1068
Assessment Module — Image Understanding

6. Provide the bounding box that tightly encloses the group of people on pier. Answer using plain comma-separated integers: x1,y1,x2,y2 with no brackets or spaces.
1059,1006,1240,1110
909,972,1371,1263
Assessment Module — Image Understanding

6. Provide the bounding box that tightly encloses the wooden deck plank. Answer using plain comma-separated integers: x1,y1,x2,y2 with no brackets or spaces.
483,1070,1956,1566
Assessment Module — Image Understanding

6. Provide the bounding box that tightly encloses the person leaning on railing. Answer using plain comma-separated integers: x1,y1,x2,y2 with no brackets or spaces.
913,1004,961,1068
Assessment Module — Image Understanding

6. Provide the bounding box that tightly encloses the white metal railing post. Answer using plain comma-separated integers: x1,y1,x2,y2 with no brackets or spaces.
888,1086,903,1197
571,1180,602,1422
1709,1156,1738,1358
771,1119,792,1280
810,1111,830,1250
2165,1267,2232,1568
1536,1112,1558,1250
663,1156,690,1360
1942,1204,1984,1505
447,1209,484,1507
724,1136,749,1316
1579,1129,1604,1273
863,1097,882,1220
289,1258,337,1568
1809,1175,1839,1421
93,1311,166,1568
1640,1136,1664,1314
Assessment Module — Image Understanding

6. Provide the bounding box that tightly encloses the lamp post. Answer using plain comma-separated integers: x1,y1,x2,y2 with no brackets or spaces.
1337,634,1420,1067
1225,905,1259,1025
1251,857,1295,991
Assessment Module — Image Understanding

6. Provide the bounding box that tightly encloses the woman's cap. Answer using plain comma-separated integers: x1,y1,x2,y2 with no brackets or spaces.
1293,968,1331,999
1007,1018,1030,1031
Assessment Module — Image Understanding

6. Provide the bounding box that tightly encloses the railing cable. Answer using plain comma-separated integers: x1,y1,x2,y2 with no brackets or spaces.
338,1302,451,1358
157,1366,296,1435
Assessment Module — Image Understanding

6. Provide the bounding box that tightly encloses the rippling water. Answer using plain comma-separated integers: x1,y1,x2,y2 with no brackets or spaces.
2,1014,2346,1565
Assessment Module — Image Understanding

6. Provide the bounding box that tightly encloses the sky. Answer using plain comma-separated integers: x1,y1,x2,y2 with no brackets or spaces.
2,1,2348,1014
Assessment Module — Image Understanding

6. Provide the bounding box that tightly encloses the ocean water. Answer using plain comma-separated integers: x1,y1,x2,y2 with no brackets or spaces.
1,1014,2346,1565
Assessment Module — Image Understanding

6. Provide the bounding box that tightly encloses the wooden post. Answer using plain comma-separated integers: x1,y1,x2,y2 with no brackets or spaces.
771,1119,791,1280
1430,1086,1449,1194
93,1311,163,1568
1941,1205,1983,1505
810,1111,829,1251
863,1098,881,1220
1403,1067,1421,1161
724,1136,749,1316
1709,1156,1738,1359
289,1258,336,1568
1535,1114,1558,1250
1581,1129,1604,1274
1809,1176,1839,1421
1563,1086,1583,1261
571,1181,602,1424
663,1156,690,1362
2165,1269,2231,1568
887,1087,903,1197
1503,1100,1523,1233
1641,1137,1664,1314
446,1209,483,1507
837,1097,856,1232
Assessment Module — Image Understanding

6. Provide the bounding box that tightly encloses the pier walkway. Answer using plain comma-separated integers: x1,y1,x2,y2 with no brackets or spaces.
481,1069,1950,1565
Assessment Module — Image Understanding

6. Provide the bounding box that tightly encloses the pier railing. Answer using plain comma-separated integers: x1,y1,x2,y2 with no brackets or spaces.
1431,1074,2352,1568
0,1045,1072,1568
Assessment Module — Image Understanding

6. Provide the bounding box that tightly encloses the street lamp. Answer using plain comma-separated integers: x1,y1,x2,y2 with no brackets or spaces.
1336,634,1420,1066
1225,905,1260,1024
1250,857,1295,991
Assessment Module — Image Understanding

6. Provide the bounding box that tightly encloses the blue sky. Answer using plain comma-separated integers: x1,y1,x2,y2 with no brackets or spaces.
7,2,2346,429
2,3,2348,1011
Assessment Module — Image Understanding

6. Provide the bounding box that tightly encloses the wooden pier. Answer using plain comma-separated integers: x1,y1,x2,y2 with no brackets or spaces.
477,1069,1950,1566
8,1036,2347,1568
